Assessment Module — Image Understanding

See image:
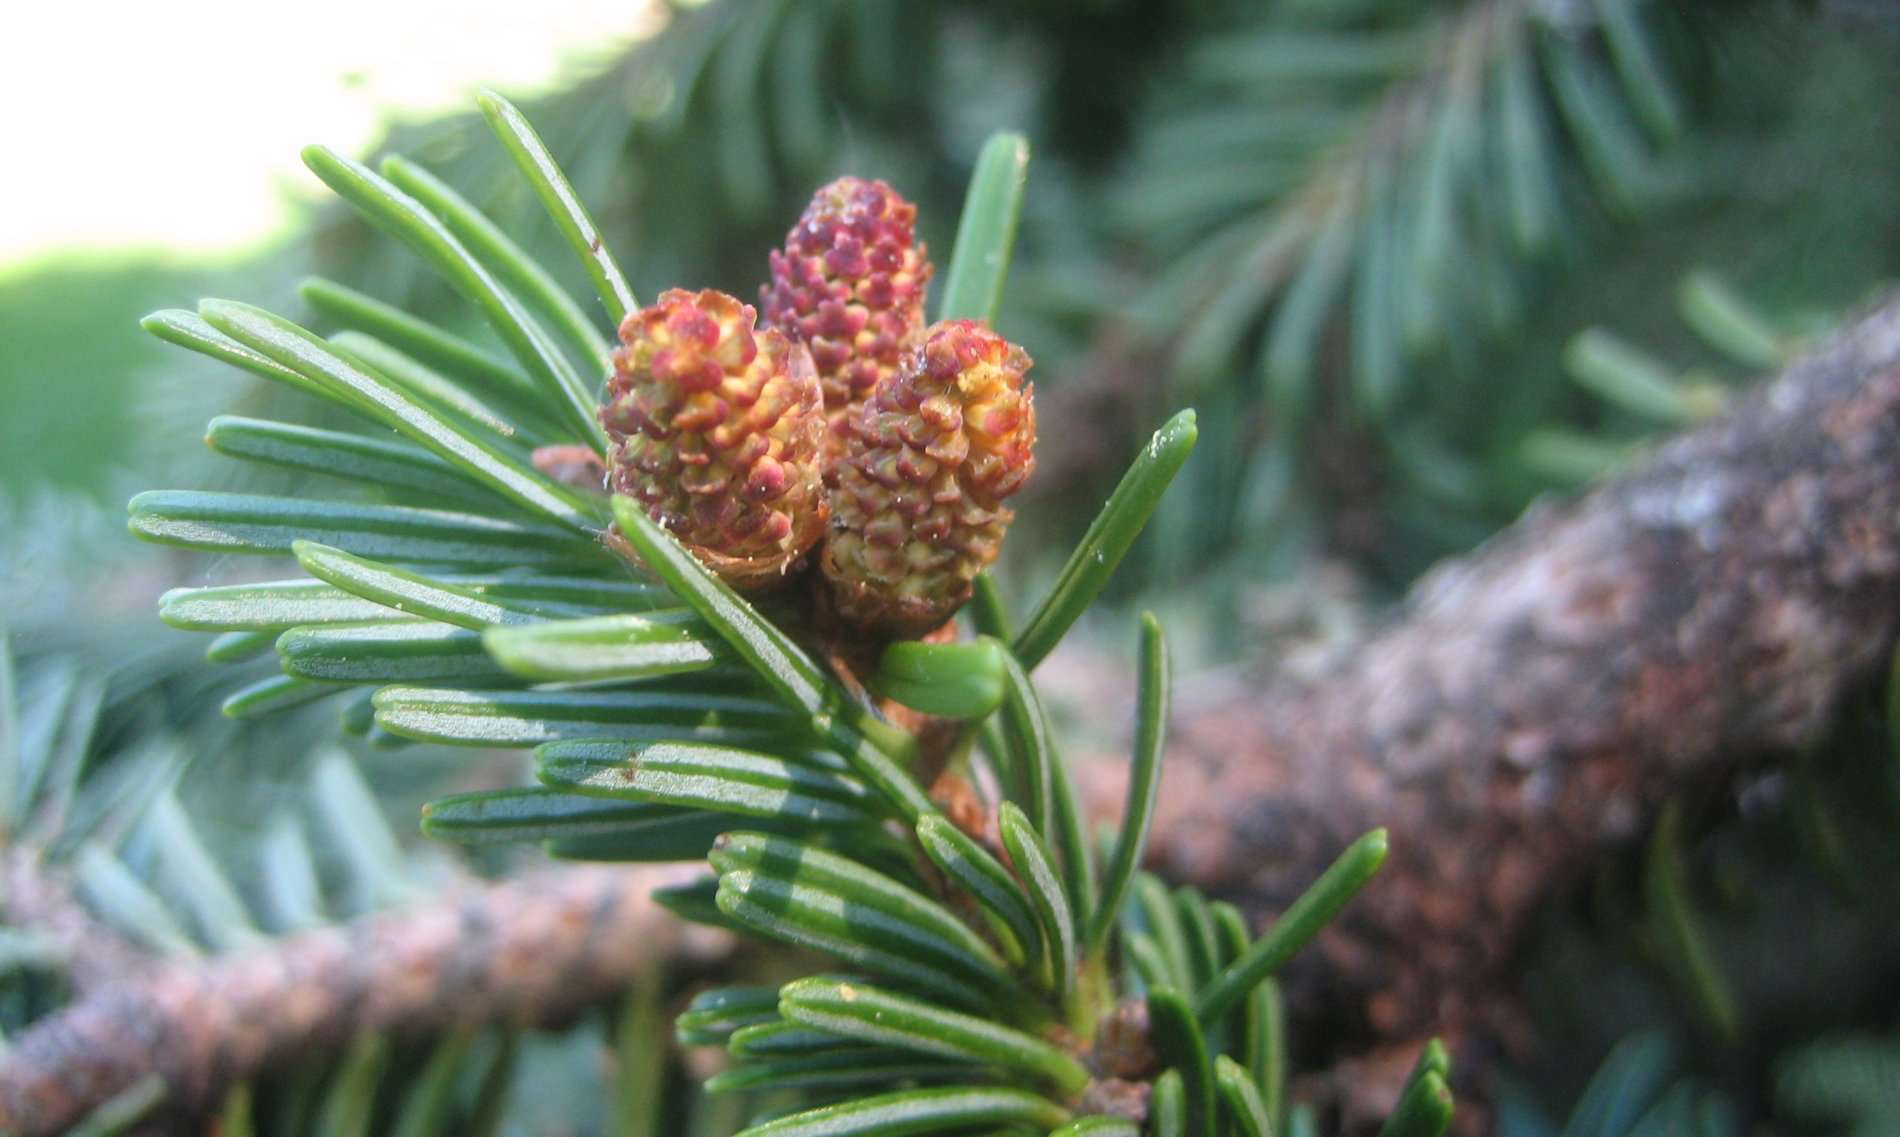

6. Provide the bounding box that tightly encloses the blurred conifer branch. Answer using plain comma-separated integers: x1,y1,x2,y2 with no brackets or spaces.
0,623,745,1137
1142,292,1900,1055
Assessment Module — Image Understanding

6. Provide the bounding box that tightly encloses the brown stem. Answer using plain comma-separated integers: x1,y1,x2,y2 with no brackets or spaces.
0,864,715,1137
1132,297,1900,1069
1,849,159,999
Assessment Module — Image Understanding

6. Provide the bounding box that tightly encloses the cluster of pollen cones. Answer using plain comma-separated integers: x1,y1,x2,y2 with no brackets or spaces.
596,177,1037,639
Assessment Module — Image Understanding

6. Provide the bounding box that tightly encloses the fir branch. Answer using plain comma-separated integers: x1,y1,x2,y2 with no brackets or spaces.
1141,0,1676,364
38,277,1900,1133
1135,293,1900,1053
1101,0,1697,579
0,865,713,1137
0,849,156,999
68,291,1899,1127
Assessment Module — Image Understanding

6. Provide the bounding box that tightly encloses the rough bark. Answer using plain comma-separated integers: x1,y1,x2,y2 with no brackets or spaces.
1,850,157,999
0,864,711,1137
1134,297,1900,1065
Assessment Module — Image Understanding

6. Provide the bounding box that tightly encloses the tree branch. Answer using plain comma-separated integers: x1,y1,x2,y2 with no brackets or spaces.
7,300,1898,1134
1,850,158,999
1136,296,1900,1062
0,864,714,1137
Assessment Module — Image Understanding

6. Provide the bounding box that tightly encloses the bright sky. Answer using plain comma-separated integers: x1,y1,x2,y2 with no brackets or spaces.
1,0,669,268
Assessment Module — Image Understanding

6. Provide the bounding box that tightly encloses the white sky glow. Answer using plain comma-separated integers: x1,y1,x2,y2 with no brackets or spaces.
0,0,665,270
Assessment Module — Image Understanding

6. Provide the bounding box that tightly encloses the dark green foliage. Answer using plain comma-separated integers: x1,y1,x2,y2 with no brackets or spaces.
1506,632,1900,1133
1518,269,1810,485
1100,0,1716,591
1775,1032,1900,1137
1496,1033,1739,1137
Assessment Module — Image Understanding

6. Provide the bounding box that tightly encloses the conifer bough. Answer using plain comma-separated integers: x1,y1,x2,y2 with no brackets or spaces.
1145,293,1900,1060
97,90,1448,1137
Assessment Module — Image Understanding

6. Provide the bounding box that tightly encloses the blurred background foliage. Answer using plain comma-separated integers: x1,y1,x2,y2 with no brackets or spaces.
9,0,1899,652
2,0,1898,1133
